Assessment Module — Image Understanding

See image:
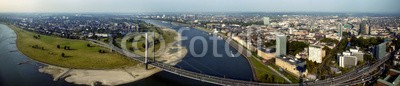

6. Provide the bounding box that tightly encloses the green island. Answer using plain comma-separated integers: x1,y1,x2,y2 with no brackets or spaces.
9,24,138,69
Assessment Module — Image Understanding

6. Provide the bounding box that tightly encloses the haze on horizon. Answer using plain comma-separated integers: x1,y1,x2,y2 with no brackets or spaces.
1,0,400,13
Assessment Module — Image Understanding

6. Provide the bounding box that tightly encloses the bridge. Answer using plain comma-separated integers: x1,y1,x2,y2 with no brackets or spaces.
88,39,295,86
87,30,395,86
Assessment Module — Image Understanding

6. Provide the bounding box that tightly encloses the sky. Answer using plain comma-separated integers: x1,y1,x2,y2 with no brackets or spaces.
1,0,400,13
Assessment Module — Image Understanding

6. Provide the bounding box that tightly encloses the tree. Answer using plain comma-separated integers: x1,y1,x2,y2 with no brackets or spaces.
87,44,91,47
271,76,275,82
61,53,65,57
288,41,308,55
64,46,67,50
128,47,134,51
264,40,276,47
323,46,330,51
57,45,60,49
265,74,269,81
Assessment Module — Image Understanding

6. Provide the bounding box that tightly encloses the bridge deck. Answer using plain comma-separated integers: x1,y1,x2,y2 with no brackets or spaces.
87,38,395,86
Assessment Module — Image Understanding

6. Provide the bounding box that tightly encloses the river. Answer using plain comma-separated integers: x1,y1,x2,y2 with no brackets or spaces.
0,24,72,86
0,20,253,85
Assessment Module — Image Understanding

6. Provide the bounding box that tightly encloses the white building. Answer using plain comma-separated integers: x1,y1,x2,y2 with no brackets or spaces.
349,48,364,62
276,34,287,57
338,49,365,68
339,55,358,68
263,17,270,25
308,45,326,63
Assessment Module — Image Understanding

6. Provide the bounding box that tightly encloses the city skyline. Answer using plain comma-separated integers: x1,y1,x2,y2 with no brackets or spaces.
1,0,400,13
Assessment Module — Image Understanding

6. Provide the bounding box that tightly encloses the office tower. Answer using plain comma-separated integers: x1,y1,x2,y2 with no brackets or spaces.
360,20,370,35
374,42,386,59
337,23,343,37
276,34,287,57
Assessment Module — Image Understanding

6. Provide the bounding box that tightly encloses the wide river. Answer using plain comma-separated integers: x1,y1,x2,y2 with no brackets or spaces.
0,20,253,85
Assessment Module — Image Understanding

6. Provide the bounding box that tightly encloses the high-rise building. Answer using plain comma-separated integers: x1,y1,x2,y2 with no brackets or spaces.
374,42,387,59
263,17,270,25
276,34,287,57
308,45,326,63
337,23,343,37
360,20,370,35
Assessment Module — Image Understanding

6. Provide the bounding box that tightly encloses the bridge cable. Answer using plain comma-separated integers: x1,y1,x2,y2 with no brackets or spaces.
188,58,225,77
181,60,204,74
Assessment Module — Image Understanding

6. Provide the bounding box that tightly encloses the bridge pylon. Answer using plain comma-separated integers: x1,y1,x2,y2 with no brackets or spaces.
145,33,149,70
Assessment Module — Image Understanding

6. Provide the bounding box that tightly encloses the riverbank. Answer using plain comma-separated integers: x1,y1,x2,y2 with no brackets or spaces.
9,24,138,69
160,20,296,83
8,23,187,85
195,26,298,83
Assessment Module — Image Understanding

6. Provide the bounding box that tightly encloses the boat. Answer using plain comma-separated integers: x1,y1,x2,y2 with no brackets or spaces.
231,51,234,57
9,50,18,52
18,61,30,65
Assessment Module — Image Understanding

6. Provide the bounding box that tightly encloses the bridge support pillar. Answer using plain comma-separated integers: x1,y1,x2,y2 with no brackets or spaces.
145,33,149,70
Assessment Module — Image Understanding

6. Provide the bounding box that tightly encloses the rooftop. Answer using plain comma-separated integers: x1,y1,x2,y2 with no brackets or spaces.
276,56,305,66
378,69,400,86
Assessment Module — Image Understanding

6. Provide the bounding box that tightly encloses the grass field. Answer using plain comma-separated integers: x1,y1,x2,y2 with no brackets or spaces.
267,62,300,83
117,28,178,57
10,25,138,69
247,56,289,83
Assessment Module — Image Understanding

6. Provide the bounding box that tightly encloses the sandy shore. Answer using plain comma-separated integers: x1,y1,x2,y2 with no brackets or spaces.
39,28,187,85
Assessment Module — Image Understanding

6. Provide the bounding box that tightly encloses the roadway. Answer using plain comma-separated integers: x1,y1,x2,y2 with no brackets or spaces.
87,33,395,86
85,25,396,86
88,39,298,86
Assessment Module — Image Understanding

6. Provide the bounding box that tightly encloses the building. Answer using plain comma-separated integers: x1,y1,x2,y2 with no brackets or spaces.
275,56,307,77
276,34,287,57
377,69,400,86
349,48,365,62
289,28,294,35
375,42,387,59
257,47,276,60
337,23,343,38
360,20,370,35
394,55,400,66
308,45,326,63
337,48,366,68
263,17,270,25
338,55,358,68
